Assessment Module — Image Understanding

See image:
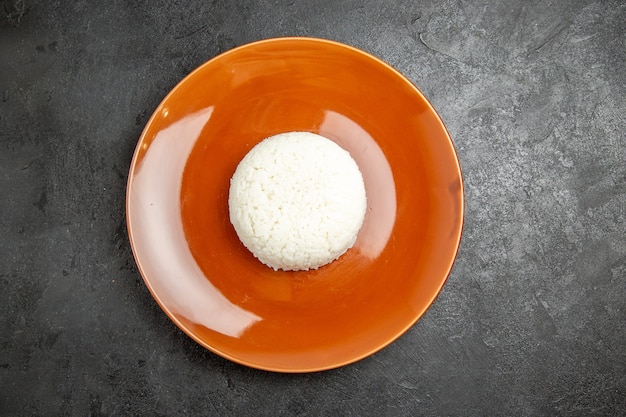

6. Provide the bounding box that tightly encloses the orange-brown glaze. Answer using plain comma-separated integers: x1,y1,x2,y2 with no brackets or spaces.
127,38,463,372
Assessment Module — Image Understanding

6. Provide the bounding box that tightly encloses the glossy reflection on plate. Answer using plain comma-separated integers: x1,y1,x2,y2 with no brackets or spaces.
126,37,464,372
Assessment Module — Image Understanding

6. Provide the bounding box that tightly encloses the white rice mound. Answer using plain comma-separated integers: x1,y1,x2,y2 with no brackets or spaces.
228,131,367,271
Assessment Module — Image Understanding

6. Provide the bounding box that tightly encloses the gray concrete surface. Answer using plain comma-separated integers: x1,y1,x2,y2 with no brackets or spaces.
1,0,624,415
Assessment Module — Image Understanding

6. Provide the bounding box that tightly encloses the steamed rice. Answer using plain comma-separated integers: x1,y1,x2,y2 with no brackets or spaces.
228,131,367,271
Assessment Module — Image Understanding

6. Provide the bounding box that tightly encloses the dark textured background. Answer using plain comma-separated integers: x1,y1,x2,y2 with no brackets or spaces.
1,0,624,415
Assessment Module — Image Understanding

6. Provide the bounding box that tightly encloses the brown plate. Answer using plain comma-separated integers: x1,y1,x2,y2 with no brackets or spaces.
126,37,464,372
